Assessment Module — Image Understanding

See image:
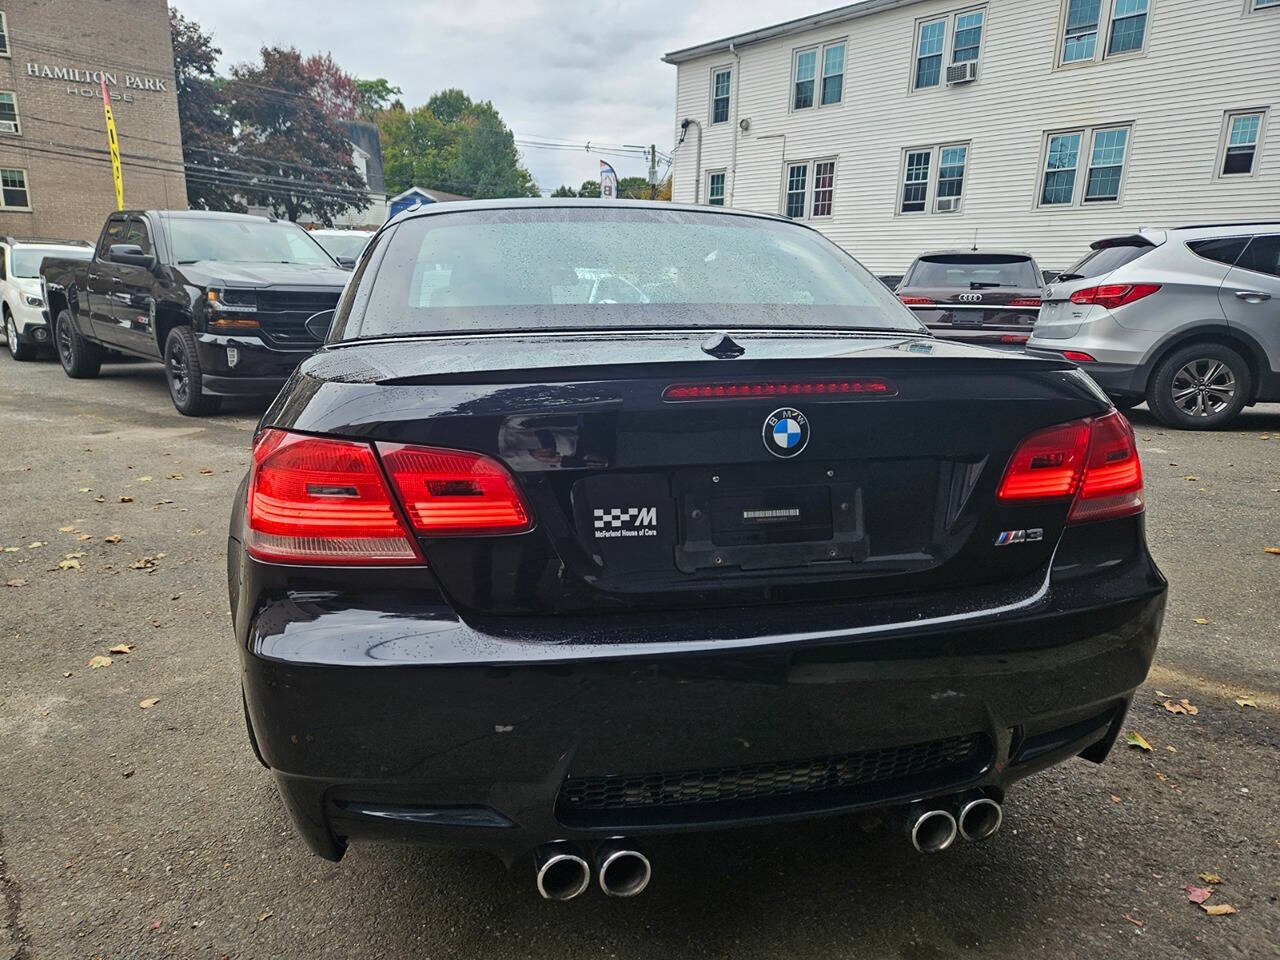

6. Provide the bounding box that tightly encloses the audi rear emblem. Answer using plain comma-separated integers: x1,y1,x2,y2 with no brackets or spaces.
958,293,983,303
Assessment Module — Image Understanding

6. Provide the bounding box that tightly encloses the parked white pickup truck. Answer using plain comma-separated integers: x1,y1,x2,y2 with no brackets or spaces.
2,237,93,361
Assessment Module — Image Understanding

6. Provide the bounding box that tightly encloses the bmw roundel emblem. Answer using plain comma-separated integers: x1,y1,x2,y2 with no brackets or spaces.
763,407,809,458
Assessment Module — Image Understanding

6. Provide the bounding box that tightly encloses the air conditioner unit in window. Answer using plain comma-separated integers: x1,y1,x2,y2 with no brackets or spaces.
0,120,18,134
946,62,978,85
936,197,960,213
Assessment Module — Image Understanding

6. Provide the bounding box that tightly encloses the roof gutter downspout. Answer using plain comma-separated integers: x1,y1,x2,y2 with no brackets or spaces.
729,42,741,205
681,118,703,204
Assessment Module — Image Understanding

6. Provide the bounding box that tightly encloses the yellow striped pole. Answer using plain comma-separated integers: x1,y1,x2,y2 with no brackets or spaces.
100,78,123,211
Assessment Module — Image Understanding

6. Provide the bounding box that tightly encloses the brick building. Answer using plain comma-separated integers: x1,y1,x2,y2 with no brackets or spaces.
0,0,187,242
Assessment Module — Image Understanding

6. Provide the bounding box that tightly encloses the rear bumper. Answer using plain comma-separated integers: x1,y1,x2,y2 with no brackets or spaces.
1025,348,1146,398
194,333,312,397
233,532,1166,863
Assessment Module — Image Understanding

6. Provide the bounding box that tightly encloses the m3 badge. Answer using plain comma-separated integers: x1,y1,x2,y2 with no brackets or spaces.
994,528,1044,546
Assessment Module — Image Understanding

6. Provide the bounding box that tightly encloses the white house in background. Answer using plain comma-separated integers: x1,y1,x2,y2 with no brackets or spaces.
664,0,1280,275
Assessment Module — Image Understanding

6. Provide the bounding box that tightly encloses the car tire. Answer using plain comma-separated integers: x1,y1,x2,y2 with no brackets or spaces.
1146,343,1251,430
5,309,37,361
164,325,221,416
55,309,102,378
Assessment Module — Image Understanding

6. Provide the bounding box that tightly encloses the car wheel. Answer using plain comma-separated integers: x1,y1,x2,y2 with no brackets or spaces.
164,325,221,416
5,309,37,361
1146,343,1250,430
55,309,102,378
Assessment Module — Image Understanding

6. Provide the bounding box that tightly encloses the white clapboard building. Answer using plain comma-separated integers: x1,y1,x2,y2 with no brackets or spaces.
664,0,1280,274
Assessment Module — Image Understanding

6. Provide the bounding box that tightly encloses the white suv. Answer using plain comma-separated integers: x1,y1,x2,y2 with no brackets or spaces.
2,237,93,361
1028,222,1280,429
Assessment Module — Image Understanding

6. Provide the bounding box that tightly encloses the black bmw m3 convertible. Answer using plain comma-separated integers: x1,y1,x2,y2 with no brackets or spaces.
227,200,1166,899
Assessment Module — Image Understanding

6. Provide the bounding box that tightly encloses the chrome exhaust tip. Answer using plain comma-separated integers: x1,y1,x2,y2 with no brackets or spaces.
958,796,1003,842
909,808,958,853
595,838,652,897
534,843,591,901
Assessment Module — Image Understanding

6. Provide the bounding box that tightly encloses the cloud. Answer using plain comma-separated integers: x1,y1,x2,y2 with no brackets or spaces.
172,0,809,193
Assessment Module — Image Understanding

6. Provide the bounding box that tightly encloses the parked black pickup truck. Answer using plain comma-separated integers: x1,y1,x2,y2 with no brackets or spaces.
40,210,350,415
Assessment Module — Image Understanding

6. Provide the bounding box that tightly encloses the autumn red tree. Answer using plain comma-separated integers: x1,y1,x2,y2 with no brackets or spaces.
302,52,360,121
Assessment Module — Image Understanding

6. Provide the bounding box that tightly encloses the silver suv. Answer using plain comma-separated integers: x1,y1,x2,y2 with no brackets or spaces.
1027,222,1280,429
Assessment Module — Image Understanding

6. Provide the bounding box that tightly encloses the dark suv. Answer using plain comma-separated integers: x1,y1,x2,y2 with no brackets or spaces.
896,251,1046,349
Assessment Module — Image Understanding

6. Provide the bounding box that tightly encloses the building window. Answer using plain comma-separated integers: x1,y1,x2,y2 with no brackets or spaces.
1041,133,1083,204
915,20,946,88
1219,110,1265,176
901,150,932,212
812,160,836,216
1252,0,1280,10
952,10,985,63
821,43,845,105
793,49,817,109
0,12,9,57
0,168,28,209
711,67,731,125
1084,127,1128,201
0,91,18,135
1040,125,1130,206
899,144,968,214
781,159,837,218
784,163,808,217
1108,0,1148,54
707,170,726,205
1061,0,1149,64
793,40,846,109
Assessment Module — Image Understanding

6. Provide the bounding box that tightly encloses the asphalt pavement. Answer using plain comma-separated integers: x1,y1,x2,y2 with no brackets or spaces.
1,356,1278,959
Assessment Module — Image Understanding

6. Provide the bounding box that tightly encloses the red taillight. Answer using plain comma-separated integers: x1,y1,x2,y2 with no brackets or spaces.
997,412,1143,523
1069,284,1160,310
378,444,532,536
663,379,896,400
897,295,935,306
1062,350,1097,363
1000,334,1030,345
246,429,420,565
1007,297,1042,308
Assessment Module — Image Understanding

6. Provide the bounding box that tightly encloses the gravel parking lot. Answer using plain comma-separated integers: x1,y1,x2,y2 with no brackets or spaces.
2,357,1278,959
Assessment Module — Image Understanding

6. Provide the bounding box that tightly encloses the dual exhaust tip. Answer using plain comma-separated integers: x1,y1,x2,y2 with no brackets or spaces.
535,838,651,900
908,794,1004,853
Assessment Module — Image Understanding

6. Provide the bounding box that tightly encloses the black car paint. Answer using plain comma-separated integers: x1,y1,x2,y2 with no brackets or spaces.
39,211,349,398
227,201,1166,867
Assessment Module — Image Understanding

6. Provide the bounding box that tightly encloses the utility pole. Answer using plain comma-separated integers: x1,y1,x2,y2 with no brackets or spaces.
648,144,658,200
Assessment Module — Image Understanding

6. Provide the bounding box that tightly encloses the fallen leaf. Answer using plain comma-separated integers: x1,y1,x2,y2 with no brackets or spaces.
1166,745,1177,753
63,551,86,560
1181,698,1199,716
57,559,81,571
1192,618,1210,625
78,487,91,492
138,697,160,710
137,476,152,482
103,534,122,544
119,496,133,503
5,578,27,587
167,473,184,480
130,554,164,570
1122,914,1144,927
88,655,112,669
94,495,105,503
27,541,46,548
77,534,93,541
199,468,213,475
1183,475,1199,482
257,911,272,923
2,546,19,552
1110,794,1123,803
1198,872,1223,885
1185,884,1212,904
108,643,135,654
1155,690,1169,698
1202,904,1237,916
1265,547,1280,556
1125,731,1152,751
1235,697,1258,708
62,671,71,678
58,525,76,533
1164,700,1187,715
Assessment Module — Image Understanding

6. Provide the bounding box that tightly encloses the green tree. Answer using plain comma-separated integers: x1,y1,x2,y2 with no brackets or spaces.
375,90,538,198
355,78,402,120
227,46,370,224
169,8,244,212
618,176,652,199
576,179,601,198
550,184,578,197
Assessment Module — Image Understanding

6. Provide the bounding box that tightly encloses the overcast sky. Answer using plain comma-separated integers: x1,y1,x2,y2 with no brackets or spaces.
171,0,821,194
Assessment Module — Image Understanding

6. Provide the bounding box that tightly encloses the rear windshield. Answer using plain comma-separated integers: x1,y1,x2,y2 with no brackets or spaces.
13,246,91,277
1059,242,1152,281
165,218,335,267
355,208,919,338
906,254,1039,289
